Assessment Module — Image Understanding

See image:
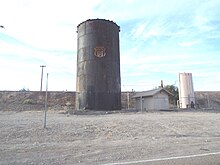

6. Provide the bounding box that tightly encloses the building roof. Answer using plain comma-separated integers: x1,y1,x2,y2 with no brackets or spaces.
132,87,173,98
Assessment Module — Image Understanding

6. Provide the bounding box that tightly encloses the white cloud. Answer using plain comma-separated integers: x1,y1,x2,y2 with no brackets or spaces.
0,0,102,51
178,41,200,47
131,23,161,41
131,22,147,39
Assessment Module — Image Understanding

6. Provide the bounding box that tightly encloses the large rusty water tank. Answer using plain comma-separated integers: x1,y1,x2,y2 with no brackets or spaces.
76,19,121,110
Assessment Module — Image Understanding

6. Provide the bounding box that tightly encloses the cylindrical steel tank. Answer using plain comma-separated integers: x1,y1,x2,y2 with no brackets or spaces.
76,19,121,110
178,73,195,108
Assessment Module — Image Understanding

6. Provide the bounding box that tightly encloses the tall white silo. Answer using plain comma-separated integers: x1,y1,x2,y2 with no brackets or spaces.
178,73,195,108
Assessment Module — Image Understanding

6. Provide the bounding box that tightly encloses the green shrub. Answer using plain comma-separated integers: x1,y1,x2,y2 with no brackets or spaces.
23,99,35,104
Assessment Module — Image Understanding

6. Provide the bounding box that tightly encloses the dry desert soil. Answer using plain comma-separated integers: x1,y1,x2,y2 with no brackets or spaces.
1,110,220,165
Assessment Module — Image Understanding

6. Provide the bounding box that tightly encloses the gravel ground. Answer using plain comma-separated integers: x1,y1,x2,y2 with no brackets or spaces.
1,110,220,165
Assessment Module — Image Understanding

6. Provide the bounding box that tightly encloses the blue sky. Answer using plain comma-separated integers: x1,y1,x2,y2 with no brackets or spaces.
0,0,220,91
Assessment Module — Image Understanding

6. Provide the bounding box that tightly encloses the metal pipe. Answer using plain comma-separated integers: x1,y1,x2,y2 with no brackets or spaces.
40,65,46,91
44,73,48,129
140,96,143,112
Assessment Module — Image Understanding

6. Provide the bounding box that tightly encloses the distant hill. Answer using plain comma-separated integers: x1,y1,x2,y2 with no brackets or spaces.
195,91,220,109
0,91,219,111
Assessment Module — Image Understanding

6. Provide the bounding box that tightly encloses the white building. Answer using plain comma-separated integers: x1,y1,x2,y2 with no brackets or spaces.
178,73,195,108
132,88,173,111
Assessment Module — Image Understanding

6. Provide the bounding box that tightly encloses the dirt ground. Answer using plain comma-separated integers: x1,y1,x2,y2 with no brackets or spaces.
1,110,220,165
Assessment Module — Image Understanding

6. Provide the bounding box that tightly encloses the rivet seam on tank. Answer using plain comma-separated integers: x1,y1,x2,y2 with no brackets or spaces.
94,46,106,58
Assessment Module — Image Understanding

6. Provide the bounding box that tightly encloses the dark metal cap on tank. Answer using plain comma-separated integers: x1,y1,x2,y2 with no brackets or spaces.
77,18,120,32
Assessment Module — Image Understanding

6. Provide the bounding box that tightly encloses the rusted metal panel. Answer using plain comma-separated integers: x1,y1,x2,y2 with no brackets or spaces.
76,19,121,110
